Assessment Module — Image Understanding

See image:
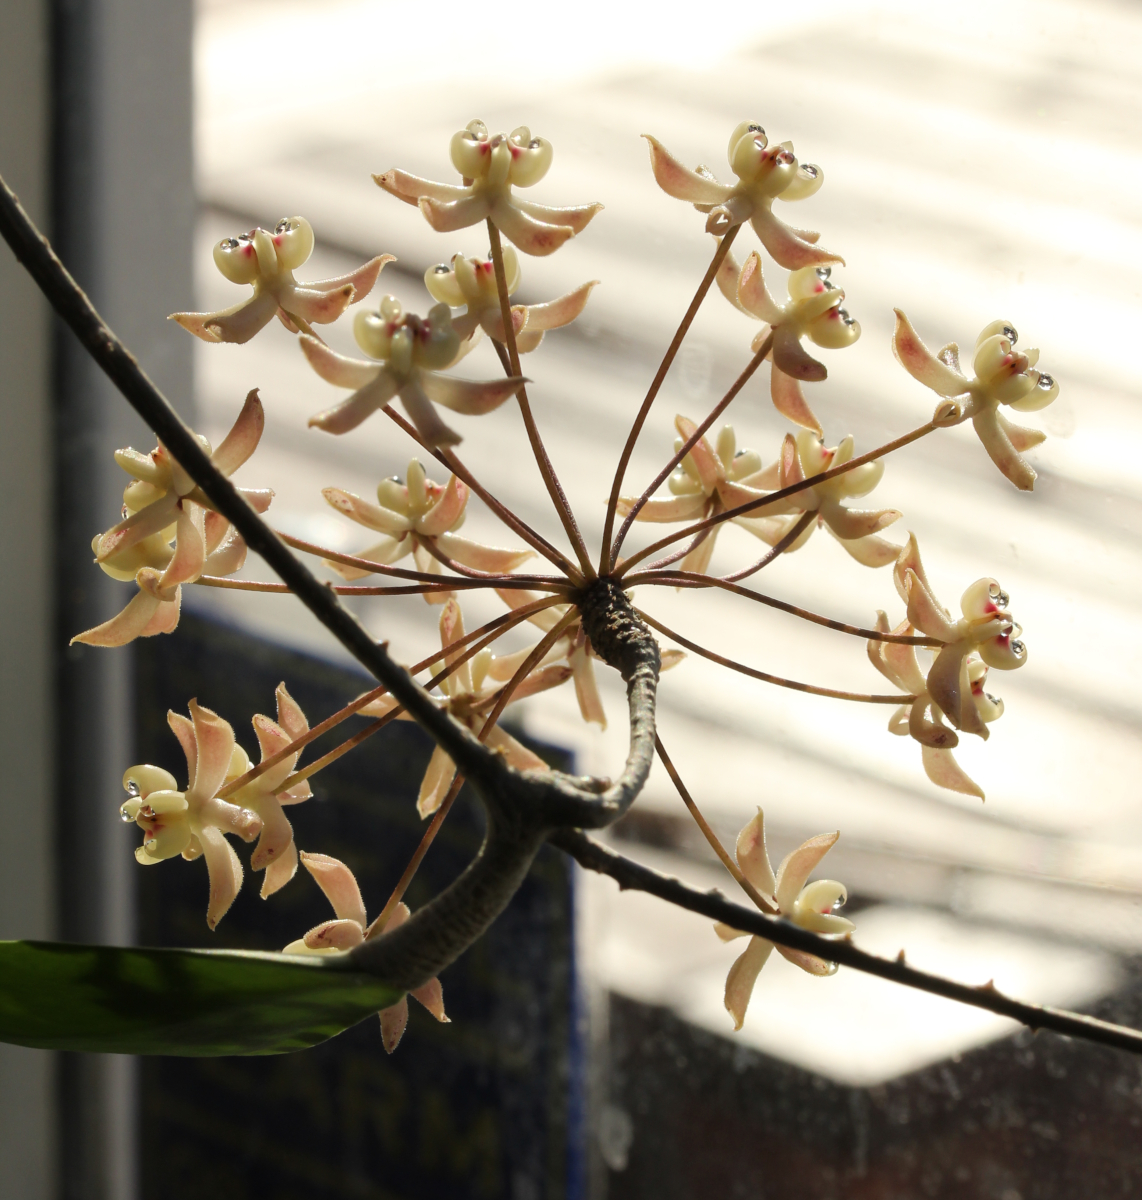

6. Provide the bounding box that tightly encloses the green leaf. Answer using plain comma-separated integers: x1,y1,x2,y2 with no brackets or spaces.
0,940,404,1056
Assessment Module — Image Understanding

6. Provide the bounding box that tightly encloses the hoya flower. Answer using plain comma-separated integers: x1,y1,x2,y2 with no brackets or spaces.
890,536,1026,739
644,121,841,270
171,217,390,344
322,458,534,597
360,599,570,816
734,430,902,568
283,853,447,1054
715,808,853,1030
73,392,273,647
893,311,1059,491
424,245,597,352
120,701,262,929
226,683,313,898
617,418,773,575
717,252,860,433
301,297,526,448
867,611,1003,799
375,121,603,257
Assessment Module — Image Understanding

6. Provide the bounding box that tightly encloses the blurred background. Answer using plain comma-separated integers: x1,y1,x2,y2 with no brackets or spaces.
2,0,1142,1196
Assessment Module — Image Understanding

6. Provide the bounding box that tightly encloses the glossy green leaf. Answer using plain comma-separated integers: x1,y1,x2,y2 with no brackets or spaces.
0,940,403,1056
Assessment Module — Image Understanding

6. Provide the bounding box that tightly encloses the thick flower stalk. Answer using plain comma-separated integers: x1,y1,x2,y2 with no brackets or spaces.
321,458,534,597
889,536,1026,743
171,216,389,343
376,121,602,257
645,121,840,270
730,430,902,568
120,701,263,929
283,852,447,1054
717,254,860,433
301,297,526,447
424,244,597,352
893,311,1059,491
226,683,313,897
360,598,573,816
715,808,853,1030
73,391,272,647
867,608,1003,799
618,418,773,575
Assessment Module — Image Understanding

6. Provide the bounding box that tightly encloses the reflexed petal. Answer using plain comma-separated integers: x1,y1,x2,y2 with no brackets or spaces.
326,535,412,581
616,494,708,523
892,310,969,397
203,529,247,577
495,588,569,632
714,922,749,943
523,280,599,332
922,745,985,799
737,252,783,324
417,475,468,537
926,643,970,731
435,533,534,573
725,936,774,1030
418,746,458,818
307,254,394,303
260,839,298,898
373,168,468,205
411,976,448,1023
95,492,180,565
821,504,900,540
300,851,368,927
715,246,749,314
210,389,264,477
680,529,718,575
199,826,243,930
490,198,573,257
159,505,206,590
323,487,412,536
774,832,839,913
418,370,525,415
771,368,822,433
826,523,901,567
995,409,1046,452
735,809,776,897
771,326,827,382
299,335,382,389
70,588,162,648
775,945,835,976
309,374,400,435
379,997,409,1054
187,699,237,806
251,715,299,794
303,918,365,951
170,290,279,345
750,209,844,271
419,193,492,233
506,663,573,703
674,416,721,493
570,641,606,728
282,282,355,326
513,197,603,235
485,726,549,772
643,135,731,205
972,407,1037,491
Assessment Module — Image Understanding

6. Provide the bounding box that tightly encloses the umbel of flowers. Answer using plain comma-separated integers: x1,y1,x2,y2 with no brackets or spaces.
60,112,1059,1048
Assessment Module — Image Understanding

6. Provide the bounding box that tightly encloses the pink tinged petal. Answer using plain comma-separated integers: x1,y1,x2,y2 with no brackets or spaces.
417,475,468,537
203,530,247,577
303,918,365,951
210,390,265,477
203,510,231,557
737,252,783,324
714,922,749,943
488,200,574,257
507,663,573,703
159,505,206,590
883,639,929,697
771,368,822,433
825,524,900,568
485,726,549,773
674,416,721,493
198,826,243,931
514,328,544,354
775,945,835,976
308,374,400,435
187,699,237,806
70,588,162,647
281,283,355,326
251,715,299,793
418,746,458,818
750,210,844,271
715,246,749,314
521,281,599,333
995,409,1046,453
725,936,774,1030
299,335,381,389
821,504,900,540
909,699,959,748
169,289,279,345
276,682,309,741
418,370,525,416
904,569,958,641
780,433,804,489
411,977,448,1023
775,832,840,913
513,198,603,235
435,532,534,573
418,193,492,233
236,487,273,514
972,408,1037,491
681,528,718,576
495,588,568,632
300,852,368,926
168,709,197,781
926,643,971,731
772,326,827,382
570,643,606,729
234,799,284,865
616,494,708,523
891,310,969,397
323,488,412,536
735,809,777,897
373,168,468,205
922,745,985,800
326,535,412,581
260,839,298,899
642,135,732,205
379,997,409,1054
306,254,395,303
95,492,180,564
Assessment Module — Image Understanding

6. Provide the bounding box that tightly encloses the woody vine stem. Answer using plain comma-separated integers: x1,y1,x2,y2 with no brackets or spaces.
0,108,1135,1058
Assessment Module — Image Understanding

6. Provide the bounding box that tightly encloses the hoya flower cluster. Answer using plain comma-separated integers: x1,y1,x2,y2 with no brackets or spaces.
75,112,1063,1045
